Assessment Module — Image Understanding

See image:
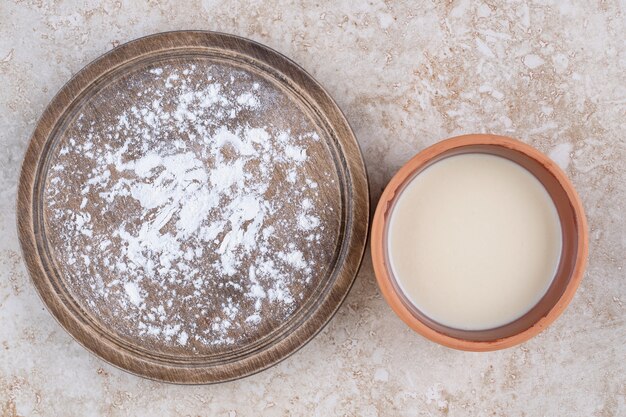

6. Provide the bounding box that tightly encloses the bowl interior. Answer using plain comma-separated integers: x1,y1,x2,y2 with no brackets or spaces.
382,144,580,342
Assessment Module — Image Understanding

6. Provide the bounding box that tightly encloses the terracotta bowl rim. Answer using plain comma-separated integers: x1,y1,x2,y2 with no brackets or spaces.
370,133,588,351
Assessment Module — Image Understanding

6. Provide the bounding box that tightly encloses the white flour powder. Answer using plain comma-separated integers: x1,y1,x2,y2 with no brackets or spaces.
44,62,333,351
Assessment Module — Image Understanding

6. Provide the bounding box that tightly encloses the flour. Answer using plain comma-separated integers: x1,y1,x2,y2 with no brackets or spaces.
44,61,333,351
123,282,143,307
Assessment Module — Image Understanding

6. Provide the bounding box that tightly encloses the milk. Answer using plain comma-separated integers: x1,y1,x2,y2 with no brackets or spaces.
388,153,562,330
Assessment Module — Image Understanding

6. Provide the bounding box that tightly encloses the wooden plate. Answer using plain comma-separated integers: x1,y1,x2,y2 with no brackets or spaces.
17,31,368,383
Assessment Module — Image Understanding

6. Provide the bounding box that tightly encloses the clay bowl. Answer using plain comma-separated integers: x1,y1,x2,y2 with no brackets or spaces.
371,134,588,351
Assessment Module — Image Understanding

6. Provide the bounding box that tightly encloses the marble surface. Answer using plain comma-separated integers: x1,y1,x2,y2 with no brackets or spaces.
1,1,624,415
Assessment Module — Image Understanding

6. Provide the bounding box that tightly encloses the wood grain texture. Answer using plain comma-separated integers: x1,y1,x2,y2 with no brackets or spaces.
17,31,369,384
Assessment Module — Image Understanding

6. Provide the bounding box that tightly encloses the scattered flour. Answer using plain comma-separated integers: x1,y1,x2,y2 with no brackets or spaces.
123,281,143,307
44,62,334,351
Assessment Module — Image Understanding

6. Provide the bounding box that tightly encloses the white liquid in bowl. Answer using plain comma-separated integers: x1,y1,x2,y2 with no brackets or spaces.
388,153,562,331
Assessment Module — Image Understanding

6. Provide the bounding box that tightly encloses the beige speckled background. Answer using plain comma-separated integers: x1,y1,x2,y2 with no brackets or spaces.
1,1,624,416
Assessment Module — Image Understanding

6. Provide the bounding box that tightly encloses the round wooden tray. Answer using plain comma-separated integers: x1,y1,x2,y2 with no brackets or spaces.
17,31,368,383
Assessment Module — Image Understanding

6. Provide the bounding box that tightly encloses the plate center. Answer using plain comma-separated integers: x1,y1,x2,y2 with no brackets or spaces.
42,57,342,357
